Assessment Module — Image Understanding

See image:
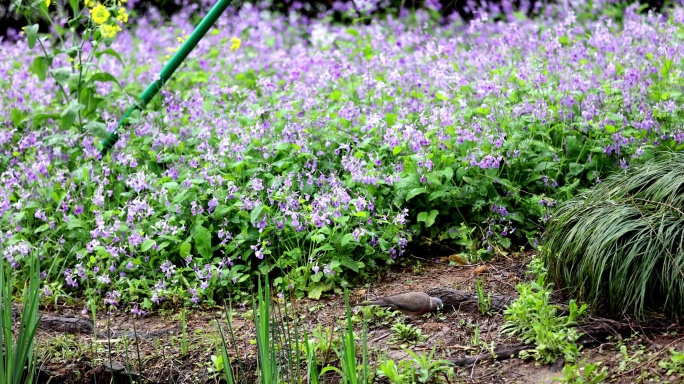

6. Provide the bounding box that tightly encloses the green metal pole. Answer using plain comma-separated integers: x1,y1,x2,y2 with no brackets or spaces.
100,0,234,156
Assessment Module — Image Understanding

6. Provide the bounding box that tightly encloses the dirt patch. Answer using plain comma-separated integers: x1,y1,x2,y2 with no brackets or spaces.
32,254,684,383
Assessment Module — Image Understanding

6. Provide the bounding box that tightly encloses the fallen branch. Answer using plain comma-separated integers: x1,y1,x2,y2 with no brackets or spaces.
427,287,684,367
12,306,180,339
450,343,529,366
13,307,94,335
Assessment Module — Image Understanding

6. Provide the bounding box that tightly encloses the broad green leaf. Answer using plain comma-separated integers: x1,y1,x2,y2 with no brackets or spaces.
340,256,360,272
435,91,449,101
442,167,454,180
60,102,84,130
340,233,355,247
194,225,212,259
25,24,39,49
68,0,79,13
95,48,125,66
66,218,85,230
385,113,397,127
416,210,439,227
308,283,330,300
346,28,359,37
179,241,192,257
141,239,155,252
84,121,109,139
31,56,49,81
51,67,71,86
88,72,122,90
10,109,24,128
406,187,427,201
428,190,447,201
250,204,264,224
425,172,442,185
162,182,180,190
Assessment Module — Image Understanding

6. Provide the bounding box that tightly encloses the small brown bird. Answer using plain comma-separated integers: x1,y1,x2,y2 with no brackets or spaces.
356,292,443,319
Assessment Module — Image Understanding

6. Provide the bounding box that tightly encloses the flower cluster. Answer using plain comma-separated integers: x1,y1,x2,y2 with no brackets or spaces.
3,0,684,314
85,0,128,38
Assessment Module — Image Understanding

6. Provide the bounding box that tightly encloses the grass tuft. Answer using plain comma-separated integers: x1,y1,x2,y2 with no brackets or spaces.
542,151,684,319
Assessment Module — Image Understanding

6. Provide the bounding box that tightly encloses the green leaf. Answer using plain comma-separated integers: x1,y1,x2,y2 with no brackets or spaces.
84,121,109,139
88,72,122,90
35,224,50,233
329,90,343,101
308,283,329,300
340,256,360,272
392,146,403,155
179,241,192,257
250,204,264,224
32,113,60,128
95,48,125,66
416,210,439,228
385,113,397,127
213,204,231,219
66,217,85,230
340,233,355,247
346,28,359,37
194,225,212,259
442,167,454,180
558,35,571,46
533,162,555,172
405,187,427,201
425,172,442,185
567,163,584,178
25,24,39,49
141,239,155,252
10,109,24,128
428,190,446,201
60,102,84,130
31,56,49,81
51,67,71,87
661,58,673,79
68,0,79,13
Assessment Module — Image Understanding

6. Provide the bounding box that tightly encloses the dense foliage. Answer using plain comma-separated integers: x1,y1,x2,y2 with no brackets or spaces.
2,0,684,313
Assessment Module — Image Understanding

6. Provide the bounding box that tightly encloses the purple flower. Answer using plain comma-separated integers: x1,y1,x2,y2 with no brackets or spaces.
131,304,148,317
251,244,264,259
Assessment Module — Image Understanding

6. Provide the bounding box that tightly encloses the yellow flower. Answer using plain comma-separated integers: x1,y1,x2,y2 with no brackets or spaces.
100,23,121,38
84,0,94,7
91,4,110,25
230,37,241,51
116,7,128,23
45,0,51,6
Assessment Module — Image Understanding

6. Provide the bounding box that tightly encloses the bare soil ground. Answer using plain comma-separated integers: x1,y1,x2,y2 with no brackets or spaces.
32,253,684,383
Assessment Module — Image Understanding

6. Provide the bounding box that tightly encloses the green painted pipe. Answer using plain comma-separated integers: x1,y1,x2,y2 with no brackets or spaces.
100,0,234,156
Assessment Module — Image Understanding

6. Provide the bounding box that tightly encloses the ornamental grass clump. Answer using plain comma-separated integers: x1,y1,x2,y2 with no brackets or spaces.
542,152,684,319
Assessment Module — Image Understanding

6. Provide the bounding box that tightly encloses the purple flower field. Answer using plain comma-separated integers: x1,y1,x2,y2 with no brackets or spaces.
1,0,684,313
